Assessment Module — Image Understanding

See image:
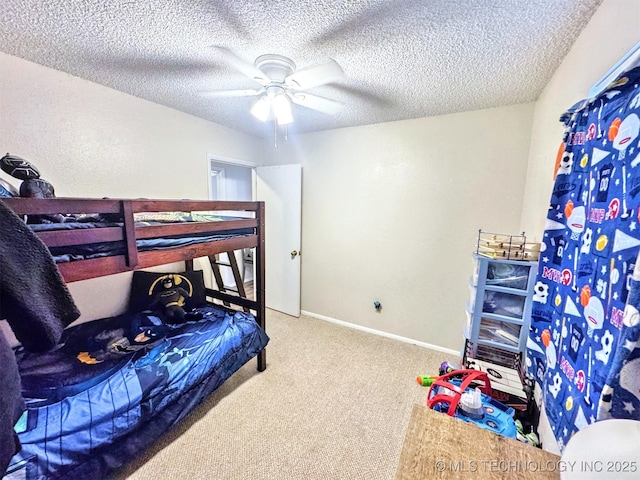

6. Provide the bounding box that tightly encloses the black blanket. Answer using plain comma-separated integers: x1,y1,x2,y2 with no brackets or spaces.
0,199,80,474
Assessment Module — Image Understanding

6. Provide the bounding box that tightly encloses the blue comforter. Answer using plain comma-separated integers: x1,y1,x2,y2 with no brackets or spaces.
4,305,268,479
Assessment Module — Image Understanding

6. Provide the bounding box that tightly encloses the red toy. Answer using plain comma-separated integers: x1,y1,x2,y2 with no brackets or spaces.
425,369,518,438
426,369,493,417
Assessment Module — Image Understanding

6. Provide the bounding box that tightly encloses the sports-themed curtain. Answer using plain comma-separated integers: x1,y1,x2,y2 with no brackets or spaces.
527,65,640,450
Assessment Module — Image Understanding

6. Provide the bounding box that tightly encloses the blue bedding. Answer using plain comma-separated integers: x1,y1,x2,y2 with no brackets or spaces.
4,304,268,479
29,217,254,263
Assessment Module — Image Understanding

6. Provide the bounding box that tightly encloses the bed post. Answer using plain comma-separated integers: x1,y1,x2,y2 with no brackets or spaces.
121,200,138,268
256,201,266,371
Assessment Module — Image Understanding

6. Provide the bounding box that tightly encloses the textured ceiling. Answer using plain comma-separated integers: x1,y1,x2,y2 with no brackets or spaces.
0,0,603,139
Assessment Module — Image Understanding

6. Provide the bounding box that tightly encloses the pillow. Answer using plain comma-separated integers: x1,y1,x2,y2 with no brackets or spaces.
128,270,206,313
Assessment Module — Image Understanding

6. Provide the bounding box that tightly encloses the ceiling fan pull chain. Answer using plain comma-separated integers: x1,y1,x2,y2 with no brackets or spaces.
274,120,278,149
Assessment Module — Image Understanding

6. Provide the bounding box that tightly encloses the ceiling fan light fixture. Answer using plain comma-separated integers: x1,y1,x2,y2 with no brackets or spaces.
204,49,345,132
272,94,293,125
250,96,271,122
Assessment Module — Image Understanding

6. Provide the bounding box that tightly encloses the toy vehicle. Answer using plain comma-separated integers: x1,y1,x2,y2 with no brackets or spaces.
426,369,517,438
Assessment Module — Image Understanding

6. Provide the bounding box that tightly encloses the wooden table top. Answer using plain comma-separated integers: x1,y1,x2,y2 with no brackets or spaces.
395,404,561,480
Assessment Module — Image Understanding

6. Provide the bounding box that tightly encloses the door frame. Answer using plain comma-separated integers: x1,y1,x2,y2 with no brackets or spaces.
207,154,259,201
206,153,302,317
209,164,226,201
207,153,259,292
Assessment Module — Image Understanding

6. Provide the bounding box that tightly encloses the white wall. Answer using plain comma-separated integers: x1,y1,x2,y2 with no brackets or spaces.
271,104,535,351
520,0,640,240
0,52,269,323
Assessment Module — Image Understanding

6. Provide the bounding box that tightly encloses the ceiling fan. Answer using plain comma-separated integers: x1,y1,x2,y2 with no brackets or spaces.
201,47,345,125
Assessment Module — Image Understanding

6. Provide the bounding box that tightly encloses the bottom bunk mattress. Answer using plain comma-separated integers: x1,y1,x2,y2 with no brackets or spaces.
4,304,268,480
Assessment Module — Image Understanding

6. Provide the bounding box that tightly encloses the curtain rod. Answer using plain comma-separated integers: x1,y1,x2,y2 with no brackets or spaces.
588,40,640,99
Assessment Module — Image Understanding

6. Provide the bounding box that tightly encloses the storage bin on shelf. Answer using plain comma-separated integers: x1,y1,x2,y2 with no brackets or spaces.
462,232,540,413
464,229,540,365
465,252,538,357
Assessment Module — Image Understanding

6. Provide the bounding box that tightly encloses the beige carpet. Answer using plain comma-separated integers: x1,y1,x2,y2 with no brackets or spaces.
112,309,459,480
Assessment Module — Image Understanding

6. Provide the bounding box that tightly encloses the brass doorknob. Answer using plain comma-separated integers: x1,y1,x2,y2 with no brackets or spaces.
291,250,298,258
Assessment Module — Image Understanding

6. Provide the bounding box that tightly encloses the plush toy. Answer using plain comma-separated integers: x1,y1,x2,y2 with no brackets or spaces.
0,153,55,198
126,312,168,347
148,275,192,324
0,153,64,222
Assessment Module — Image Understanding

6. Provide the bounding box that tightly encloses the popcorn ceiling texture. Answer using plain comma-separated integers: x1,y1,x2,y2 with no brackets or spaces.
0,0,602,138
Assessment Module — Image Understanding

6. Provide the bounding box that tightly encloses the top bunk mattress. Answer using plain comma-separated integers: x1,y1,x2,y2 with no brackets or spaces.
28,212,255,263
1,197,264,282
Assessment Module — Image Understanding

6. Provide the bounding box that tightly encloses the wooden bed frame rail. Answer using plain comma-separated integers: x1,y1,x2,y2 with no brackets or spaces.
2,197,267,371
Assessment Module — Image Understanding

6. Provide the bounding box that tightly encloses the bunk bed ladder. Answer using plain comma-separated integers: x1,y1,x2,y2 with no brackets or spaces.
208,252,250,312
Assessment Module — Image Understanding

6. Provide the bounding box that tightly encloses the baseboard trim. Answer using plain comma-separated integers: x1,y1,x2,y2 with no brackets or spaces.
300,310,460,357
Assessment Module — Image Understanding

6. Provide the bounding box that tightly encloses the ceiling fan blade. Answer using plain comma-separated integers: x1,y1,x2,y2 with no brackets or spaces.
212,46,270,85
285,59,344,90
289,92,344,115
199,88,264,98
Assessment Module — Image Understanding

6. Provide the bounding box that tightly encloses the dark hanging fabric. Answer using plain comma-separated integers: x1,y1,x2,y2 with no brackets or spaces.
527,66,640,450
0,199,80,473
0,200,80,350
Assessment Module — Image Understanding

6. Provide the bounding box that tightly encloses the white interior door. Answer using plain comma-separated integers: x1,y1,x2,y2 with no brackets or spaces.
256,164,302,317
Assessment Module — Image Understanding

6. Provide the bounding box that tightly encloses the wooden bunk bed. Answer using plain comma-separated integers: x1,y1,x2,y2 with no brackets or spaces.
1,197,266,366
1,197,268,480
